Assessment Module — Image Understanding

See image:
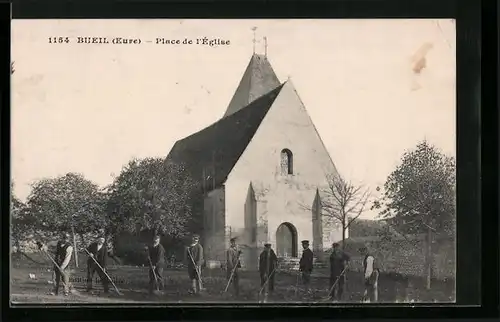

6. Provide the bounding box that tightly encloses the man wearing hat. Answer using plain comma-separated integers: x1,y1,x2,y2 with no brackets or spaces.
86,236,110,294
226,237,242,296
359,246,379,303
299,240,314,294
148,234,166,295
329,242,350,302
186,234,204,294
259,243,278,297
50,232,74,296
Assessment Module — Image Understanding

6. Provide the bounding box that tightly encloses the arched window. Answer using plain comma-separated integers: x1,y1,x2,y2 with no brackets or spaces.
280,149,293,175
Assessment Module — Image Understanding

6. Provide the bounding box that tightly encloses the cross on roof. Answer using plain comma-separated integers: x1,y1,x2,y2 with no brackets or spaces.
251,27,257,54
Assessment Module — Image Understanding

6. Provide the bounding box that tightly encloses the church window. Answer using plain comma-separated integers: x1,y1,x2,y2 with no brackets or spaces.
280,149,293,175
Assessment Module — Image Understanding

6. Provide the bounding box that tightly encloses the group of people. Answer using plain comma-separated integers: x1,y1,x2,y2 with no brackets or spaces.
41,232,379,302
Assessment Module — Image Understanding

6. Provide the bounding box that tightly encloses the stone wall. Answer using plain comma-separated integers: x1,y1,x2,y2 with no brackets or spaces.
340,234,455,280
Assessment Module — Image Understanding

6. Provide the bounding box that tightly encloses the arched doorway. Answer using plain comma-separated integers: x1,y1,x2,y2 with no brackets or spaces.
276,222,298,258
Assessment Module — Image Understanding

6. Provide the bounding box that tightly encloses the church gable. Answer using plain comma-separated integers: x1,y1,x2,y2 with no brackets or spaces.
227,80,339,183
223,54,281,118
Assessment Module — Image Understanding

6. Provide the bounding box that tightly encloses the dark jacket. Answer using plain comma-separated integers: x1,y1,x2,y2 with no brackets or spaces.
259,249,278,276
148,243,166,267
299,248,314,272
329,250,350,275
226,246,242,270
186,243,204,268
87,242,108,268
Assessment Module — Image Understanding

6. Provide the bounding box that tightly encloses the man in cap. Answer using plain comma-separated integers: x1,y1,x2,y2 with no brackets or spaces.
186,234,204,294
329,242,350,302
226,237,242,297
86,236,110,294
359,246,379,303
147,234,166,295
259,243,278,298
299,240,314,295
50,232,74,296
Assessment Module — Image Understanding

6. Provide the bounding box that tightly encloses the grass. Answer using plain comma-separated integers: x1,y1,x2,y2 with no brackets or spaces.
10,252,455,304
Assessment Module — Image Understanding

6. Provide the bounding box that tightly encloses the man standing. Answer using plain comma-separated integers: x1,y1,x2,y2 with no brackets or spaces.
50,232,73,296
86,236,110,294
226,237,242,297
148,234,166,295
299,240,314,295
360,246,379,303
329,242,350,302
186,234,204,295
259,243,278,298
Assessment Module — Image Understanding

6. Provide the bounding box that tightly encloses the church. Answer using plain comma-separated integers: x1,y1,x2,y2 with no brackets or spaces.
167,51,345,270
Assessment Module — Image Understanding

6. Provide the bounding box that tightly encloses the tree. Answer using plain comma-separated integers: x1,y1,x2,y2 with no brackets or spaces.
374,140,456,289
106,157,196,240
316,174,371,249
26,173,107,266
11,183,34,252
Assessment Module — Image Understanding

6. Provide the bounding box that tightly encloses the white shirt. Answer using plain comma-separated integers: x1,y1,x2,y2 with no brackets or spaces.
365,256,374,279
60,245,73,270
97,244,102,252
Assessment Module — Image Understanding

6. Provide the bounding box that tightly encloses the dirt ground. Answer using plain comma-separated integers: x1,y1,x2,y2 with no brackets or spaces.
11,254,455,304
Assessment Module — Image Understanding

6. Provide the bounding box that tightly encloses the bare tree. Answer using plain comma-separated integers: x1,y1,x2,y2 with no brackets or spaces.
316,174,371,249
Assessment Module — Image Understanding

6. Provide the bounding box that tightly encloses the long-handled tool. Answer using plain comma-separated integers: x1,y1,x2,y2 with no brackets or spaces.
84,248,123,296
258,266,277,297
314,266,348,303
37,246,72,293
223,258,240,293
145,249,161,293
187,247,204,292
294,270,301,297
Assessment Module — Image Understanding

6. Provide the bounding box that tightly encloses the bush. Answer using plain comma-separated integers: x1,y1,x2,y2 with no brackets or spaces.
114,240,149,266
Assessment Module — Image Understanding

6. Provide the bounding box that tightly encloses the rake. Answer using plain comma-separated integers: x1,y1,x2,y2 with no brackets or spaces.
84,248,123,296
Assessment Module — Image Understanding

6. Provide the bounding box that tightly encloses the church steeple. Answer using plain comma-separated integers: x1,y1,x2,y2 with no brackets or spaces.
222,34,280,118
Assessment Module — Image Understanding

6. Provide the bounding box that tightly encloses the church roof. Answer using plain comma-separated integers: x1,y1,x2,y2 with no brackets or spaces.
167,83,285,191
222,54,281,118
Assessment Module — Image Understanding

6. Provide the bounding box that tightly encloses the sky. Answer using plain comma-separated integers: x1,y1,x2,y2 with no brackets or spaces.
11,19,456,219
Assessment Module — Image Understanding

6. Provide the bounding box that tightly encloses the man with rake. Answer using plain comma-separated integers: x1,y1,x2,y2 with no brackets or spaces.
299,240,314,296
328,242,350,302
259,243,278,301
37,232,74,296
186,234,204,295
225,237,242,297
147,234,166,295
85,236,110,294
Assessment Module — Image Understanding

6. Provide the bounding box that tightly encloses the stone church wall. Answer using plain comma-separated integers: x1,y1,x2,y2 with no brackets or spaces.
202,187,227,268
225,81,343,268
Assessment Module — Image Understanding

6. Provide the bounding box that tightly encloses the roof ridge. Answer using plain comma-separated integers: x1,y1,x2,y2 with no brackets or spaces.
178,83,285,142
167,83,286,191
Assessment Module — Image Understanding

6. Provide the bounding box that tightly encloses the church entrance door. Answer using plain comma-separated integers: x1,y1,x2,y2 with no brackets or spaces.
276,222,298,258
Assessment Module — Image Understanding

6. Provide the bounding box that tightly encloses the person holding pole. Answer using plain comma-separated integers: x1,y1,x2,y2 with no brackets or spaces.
225,237,242,297
360,246,379,303
299,240,314,296
186,234,204,295
49,232,73,296
86,236,110,294
259,243,277,299
148,234,166,295
329,242,350,302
